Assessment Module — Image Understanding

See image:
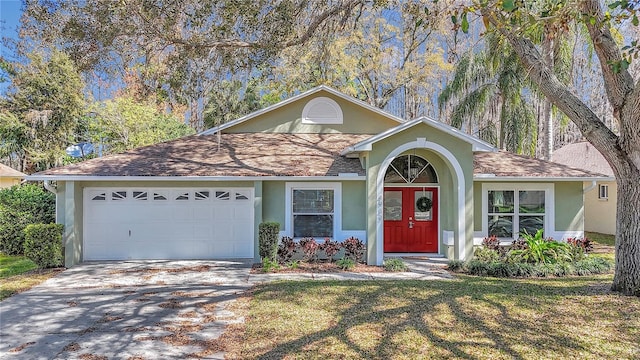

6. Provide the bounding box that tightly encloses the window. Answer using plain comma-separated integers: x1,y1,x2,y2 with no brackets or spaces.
111,191,127,201
132,191,148,201
286,183,341,238
598,184,609,200
384,154,438,184
484,184,551,239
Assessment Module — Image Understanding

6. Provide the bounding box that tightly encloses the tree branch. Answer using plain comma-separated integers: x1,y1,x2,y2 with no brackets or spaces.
284,0,365,48
581,0,634,121
483,10,623,168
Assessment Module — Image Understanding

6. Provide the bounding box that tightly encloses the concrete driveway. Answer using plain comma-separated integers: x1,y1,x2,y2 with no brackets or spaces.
0,260,253,360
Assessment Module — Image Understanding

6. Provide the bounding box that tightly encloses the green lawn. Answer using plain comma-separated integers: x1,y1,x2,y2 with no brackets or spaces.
228,239,638,359
0,254,37,278
229,275,639,359
585,231,615,246
0,254,60,301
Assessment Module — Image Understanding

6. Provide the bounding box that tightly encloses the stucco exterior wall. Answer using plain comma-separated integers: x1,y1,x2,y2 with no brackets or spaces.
225,91,399,134
0,177,21,188
584,180,616,235
554,182,584,234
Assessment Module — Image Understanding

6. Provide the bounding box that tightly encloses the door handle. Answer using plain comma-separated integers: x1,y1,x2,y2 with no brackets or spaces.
408,221,414,229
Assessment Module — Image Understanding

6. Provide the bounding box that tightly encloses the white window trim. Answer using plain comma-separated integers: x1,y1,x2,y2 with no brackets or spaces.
285,182,342,239
301,97,343,124
598,184,609,200
481,183,554,240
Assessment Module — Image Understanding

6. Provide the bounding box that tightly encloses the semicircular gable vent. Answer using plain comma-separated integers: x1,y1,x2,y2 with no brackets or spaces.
301,97,343,124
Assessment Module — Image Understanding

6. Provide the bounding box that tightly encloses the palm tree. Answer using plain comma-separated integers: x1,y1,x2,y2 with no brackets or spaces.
439,34,538,155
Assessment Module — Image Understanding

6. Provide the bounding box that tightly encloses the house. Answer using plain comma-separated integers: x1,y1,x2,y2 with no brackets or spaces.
28,86,610,267
551,142,616,235
0,163,25,188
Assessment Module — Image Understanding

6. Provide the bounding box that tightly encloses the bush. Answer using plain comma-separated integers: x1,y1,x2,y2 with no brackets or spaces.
258,222,280,262
277,236,297,263
0,184,55,255
509,229,572,264
384,258,407,272
574,257,613,275
343,237,365,263
474,247,501,262
261,258,280,273
23,223,63,269
336,257,355,270
299,237,319,262
447,260,465,272
319,238,341,262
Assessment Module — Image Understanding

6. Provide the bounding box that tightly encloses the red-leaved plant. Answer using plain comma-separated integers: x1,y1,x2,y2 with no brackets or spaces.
319,238,341,262
299,237,319,262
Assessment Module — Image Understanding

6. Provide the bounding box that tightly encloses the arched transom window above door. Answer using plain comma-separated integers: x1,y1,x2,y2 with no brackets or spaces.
384,154,438,183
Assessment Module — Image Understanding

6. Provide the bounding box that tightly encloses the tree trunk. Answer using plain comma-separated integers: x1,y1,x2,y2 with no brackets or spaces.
613,170,640,295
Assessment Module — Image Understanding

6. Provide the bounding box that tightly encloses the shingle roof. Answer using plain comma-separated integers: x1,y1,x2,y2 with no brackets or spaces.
474,151,609,178
0,164,25,178
38,133,371,177
551,141,614,176
35,134,607,180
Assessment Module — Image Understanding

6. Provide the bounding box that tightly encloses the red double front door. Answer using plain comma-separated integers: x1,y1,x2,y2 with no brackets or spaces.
383,187,438,253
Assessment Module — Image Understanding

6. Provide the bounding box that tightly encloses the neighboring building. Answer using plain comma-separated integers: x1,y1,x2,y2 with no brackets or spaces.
0,164,25,188
551,142,616,235
29,86,610,267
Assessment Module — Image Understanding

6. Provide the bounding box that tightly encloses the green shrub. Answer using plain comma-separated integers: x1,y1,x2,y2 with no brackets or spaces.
23,223,63,269
474,247,501,262
574,257,613,275
509,229,572,264
261,258,280,273
258,222,280,262
447,260,465,272
384,258,407,272
287,260,300,269
336,257,355,270
0,184,55,255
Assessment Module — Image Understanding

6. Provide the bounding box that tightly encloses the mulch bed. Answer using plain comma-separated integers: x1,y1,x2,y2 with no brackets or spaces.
251,262,385,274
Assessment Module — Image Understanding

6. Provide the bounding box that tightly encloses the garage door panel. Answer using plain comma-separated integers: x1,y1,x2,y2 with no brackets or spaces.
84,187,254,260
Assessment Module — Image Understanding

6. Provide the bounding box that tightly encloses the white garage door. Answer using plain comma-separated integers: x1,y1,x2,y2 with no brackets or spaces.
83,188,254,260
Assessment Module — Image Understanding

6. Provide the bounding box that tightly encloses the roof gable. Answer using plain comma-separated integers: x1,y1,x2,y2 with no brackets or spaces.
0,164,26,178
341,117,497,155
200,86,404,135
551,141,614,176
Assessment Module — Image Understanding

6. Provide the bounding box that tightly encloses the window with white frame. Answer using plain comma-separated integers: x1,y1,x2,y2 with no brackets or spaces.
598,184,609,200
484,184,551,239
286,183,341,238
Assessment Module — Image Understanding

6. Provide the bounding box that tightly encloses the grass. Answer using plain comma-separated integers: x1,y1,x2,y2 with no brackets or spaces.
0,254,61,301
227,243,640,359
585,231,615,246
229,276,639,359
585,232,616,262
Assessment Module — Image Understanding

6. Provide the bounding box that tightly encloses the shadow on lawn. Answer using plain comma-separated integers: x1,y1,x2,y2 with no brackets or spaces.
248,275,632,359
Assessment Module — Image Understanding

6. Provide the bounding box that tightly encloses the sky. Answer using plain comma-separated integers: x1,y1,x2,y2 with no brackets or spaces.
0,0,22,94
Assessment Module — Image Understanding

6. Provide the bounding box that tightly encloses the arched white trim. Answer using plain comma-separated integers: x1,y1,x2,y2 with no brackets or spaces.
375,140,467,265
301,97,343,124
